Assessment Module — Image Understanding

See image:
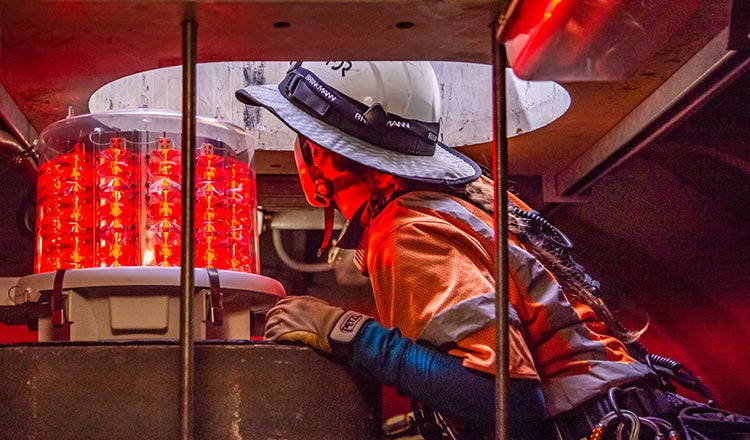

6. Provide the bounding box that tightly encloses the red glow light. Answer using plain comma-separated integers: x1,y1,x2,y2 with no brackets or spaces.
196,145,228,269
35,144,94,272
500,0,701,81
147,137,182,267
34,134,258,273
96,137,137,267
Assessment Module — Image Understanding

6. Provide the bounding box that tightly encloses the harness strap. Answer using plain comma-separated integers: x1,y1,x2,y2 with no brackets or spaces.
553,384,694,440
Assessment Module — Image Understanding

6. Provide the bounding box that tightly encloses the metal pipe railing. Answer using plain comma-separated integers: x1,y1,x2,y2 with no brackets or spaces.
492,23,510,440
179,16,198,440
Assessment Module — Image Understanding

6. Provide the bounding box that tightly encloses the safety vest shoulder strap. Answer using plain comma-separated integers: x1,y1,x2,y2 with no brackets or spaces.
397,191,495,242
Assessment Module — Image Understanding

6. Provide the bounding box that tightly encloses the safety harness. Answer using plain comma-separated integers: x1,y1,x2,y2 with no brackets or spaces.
508,203,750,440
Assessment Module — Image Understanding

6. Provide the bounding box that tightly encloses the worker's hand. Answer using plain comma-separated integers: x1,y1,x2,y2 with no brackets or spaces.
265,295,370,355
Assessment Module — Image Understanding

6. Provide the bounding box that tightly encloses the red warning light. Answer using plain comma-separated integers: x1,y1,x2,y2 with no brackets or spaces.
34,118,258,275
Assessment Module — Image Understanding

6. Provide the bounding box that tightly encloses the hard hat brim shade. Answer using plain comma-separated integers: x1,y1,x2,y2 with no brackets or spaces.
235,84,481,186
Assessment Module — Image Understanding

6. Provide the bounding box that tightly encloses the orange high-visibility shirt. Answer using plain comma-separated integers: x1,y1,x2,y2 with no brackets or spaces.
366,191,538,380
363,191,652,416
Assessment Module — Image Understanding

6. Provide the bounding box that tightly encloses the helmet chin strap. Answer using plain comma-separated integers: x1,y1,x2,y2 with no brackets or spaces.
317,204,335,258
312,172,362,257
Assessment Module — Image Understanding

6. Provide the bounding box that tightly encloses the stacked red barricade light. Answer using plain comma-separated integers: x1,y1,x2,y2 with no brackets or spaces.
146,137,183,267
195,144,228,269
227,157,258,273
96,137,137,267
34,131,258,274
36,143,94,272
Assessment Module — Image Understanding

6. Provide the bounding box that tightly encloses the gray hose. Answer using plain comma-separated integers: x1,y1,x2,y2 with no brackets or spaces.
1,129,38,182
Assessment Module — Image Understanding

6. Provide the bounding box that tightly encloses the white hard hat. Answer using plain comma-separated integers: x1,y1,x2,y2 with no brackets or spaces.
304,61,442,124
235,61,480,185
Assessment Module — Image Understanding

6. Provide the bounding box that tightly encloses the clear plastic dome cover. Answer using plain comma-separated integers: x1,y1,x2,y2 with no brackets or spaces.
34,109,259,274
36,109,252,162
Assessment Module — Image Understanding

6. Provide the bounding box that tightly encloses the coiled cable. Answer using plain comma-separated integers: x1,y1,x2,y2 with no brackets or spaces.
509,202,714,401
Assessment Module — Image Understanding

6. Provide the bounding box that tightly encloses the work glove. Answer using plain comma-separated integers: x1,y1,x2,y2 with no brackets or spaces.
264,295,371,357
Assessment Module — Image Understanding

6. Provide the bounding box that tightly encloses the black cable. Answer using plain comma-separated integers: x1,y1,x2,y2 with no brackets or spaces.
513,204,715,402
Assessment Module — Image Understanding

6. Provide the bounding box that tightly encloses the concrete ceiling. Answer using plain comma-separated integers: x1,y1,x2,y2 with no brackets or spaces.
0,0,744,210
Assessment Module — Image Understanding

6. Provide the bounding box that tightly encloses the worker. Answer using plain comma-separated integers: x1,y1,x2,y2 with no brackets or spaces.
234,61,712,439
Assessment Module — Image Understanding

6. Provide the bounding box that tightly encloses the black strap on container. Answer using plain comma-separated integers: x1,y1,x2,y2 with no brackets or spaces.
205,267,223,326
51,269,66,328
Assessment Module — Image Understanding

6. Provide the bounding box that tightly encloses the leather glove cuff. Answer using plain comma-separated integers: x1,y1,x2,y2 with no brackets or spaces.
328,310,372,359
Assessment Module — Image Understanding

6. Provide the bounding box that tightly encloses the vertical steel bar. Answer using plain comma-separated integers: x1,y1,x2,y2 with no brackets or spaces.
491,24,510,440
179,17,197,440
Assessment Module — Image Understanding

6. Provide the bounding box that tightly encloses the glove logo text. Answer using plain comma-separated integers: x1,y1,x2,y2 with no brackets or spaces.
340,314,363,333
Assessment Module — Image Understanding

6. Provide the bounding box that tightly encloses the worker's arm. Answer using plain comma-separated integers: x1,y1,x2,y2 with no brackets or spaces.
264,295,546,437
347,319,545,434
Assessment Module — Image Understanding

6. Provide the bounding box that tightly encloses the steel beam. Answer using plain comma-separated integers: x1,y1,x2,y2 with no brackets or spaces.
0,342,381,439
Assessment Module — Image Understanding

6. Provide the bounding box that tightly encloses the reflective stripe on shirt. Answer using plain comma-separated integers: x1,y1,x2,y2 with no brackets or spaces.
399,192,495,242
507,242,605,354
418,291,523,347
401,193,520,345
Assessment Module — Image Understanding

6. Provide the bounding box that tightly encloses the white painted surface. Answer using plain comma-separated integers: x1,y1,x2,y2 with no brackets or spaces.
88,62,570,151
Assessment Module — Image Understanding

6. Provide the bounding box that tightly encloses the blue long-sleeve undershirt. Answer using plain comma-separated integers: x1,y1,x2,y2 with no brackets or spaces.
343,320,546,436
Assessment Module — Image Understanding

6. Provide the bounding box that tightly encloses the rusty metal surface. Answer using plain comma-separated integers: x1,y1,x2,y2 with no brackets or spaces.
0,341,381,439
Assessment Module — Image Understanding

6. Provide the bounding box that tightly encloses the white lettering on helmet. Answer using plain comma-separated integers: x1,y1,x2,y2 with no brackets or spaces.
305,74,337,103
386,120,411,129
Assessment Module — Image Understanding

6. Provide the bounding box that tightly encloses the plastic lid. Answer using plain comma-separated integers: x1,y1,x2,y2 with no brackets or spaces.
35,108,252,162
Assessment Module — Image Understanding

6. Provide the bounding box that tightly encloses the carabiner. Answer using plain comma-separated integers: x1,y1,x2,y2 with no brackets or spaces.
590,409,641,440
